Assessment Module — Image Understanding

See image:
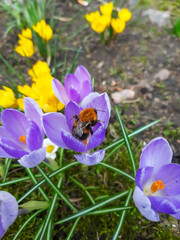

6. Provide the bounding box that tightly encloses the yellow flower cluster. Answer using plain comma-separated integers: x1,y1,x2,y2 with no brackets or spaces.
86,2,131,35
33,20,53,42
0,86,18,108
15,28,35,57
17,61,64,112
86,2,113,33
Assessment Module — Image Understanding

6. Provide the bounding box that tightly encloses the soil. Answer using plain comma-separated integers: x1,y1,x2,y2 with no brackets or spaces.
0,0,180,239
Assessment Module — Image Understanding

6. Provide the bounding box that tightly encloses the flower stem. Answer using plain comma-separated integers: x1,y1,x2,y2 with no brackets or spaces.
36,165,77,212
55,190,129,225
99,162,135,181
17,162,80,204
112,189,133,240
25,168,49,202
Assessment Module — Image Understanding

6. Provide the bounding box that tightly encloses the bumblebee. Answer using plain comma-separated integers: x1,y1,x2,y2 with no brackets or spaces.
72,108,100,145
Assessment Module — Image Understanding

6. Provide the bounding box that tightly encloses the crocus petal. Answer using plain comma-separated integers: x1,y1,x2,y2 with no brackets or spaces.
135,166,154,190
74,65,91,86
0,137,28,158
42,113,69,149
80,92,100,108
149,195,180,214
64,74,81,103
81,92,111,128
74,149,105,166
133,186,159,221
0,218,5,239
65,101,82,130
23,97,44,136
61,130,86,152
52,79,70,105
1,109,29,142
139,137,172,170
26,121,43,151
82,80,93,100
86,125,106,151
18,147,46,168
171,211,180,220
154,163,180,195
0,128,14,158
0,191,18,231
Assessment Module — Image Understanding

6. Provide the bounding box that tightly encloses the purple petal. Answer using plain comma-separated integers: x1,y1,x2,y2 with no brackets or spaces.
18,147,46,168
74,65,91,86
64,74,81,103
26,121,43,151
133,186,159,221
0,191,18,230
82,80,93,100
171,211,180,220
154,163,180,196
74,149,105,166
0,128,14,158
149,195,180,214
0,218,5,239
42,113,69,149
61,130,86,152
24,97,44,136
52,78,70,105
0,137,28,158
81,93,111,128
1,109,29,142
135,166,154,190
86,125,106,151
65,101,82,130
139,137,172,170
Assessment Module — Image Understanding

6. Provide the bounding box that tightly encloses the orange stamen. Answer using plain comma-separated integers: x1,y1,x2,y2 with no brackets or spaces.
150,180,165,194
19,135,26,144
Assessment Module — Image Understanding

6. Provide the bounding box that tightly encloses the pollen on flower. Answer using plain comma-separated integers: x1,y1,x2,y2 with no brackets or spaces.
150,180,165,194
19,135,26,144
46,145,55,153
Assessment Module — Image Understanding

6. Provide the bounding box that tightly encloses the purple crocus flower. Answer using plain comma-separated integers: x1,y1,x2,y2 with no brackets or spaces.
42,92,111,165
52,65,93,105
0,191,18,238
133,137,180,221
0,97,46,168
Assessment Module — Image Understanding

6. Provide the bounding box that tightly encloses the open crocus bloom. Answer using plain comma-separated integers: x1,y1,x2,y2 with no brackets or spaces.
42,92,110,166
0,98,46,168
52,65,93,105
133,137,180,221
0,191,18,238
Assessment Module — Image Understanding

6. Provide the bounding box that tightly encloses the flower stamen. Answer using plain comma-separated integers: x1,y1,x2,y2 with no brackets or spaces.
19,135,26,144
150,180,165,194
46,145,55,153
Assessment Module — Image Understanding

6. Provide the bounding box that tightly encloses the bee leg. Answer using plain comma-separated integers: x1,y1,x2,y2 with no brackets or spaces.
70,115,78,121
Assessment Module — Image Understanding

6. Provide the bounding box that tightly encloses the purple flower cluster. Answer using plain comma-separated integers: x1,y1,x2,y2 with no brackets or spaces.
133,137,180,221
0,65,110,167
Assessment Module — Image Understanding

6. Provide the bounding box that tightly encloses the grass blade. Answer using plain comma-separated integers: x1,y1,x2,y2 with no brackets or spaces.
115,106,136,177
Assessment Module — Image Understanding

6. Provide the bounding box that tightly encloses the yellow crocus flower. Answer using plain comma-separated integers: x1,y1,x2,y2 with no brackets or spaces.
0,86,18,108
28,61,51,82
118,8,132,22
85,11,100,23
18,27,32,40
33,19,53,42
15,28,35,57
91,15,109,33
100,2,113,16
111,18,126,33
17,84,39,99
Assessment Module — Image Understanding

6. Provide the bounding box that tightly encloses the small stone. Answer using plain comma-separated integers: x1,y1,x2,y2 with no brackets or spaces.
154,69,170,81
142,9,171,27
97,61,104,69
111,89,135,104
102,81,106,86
